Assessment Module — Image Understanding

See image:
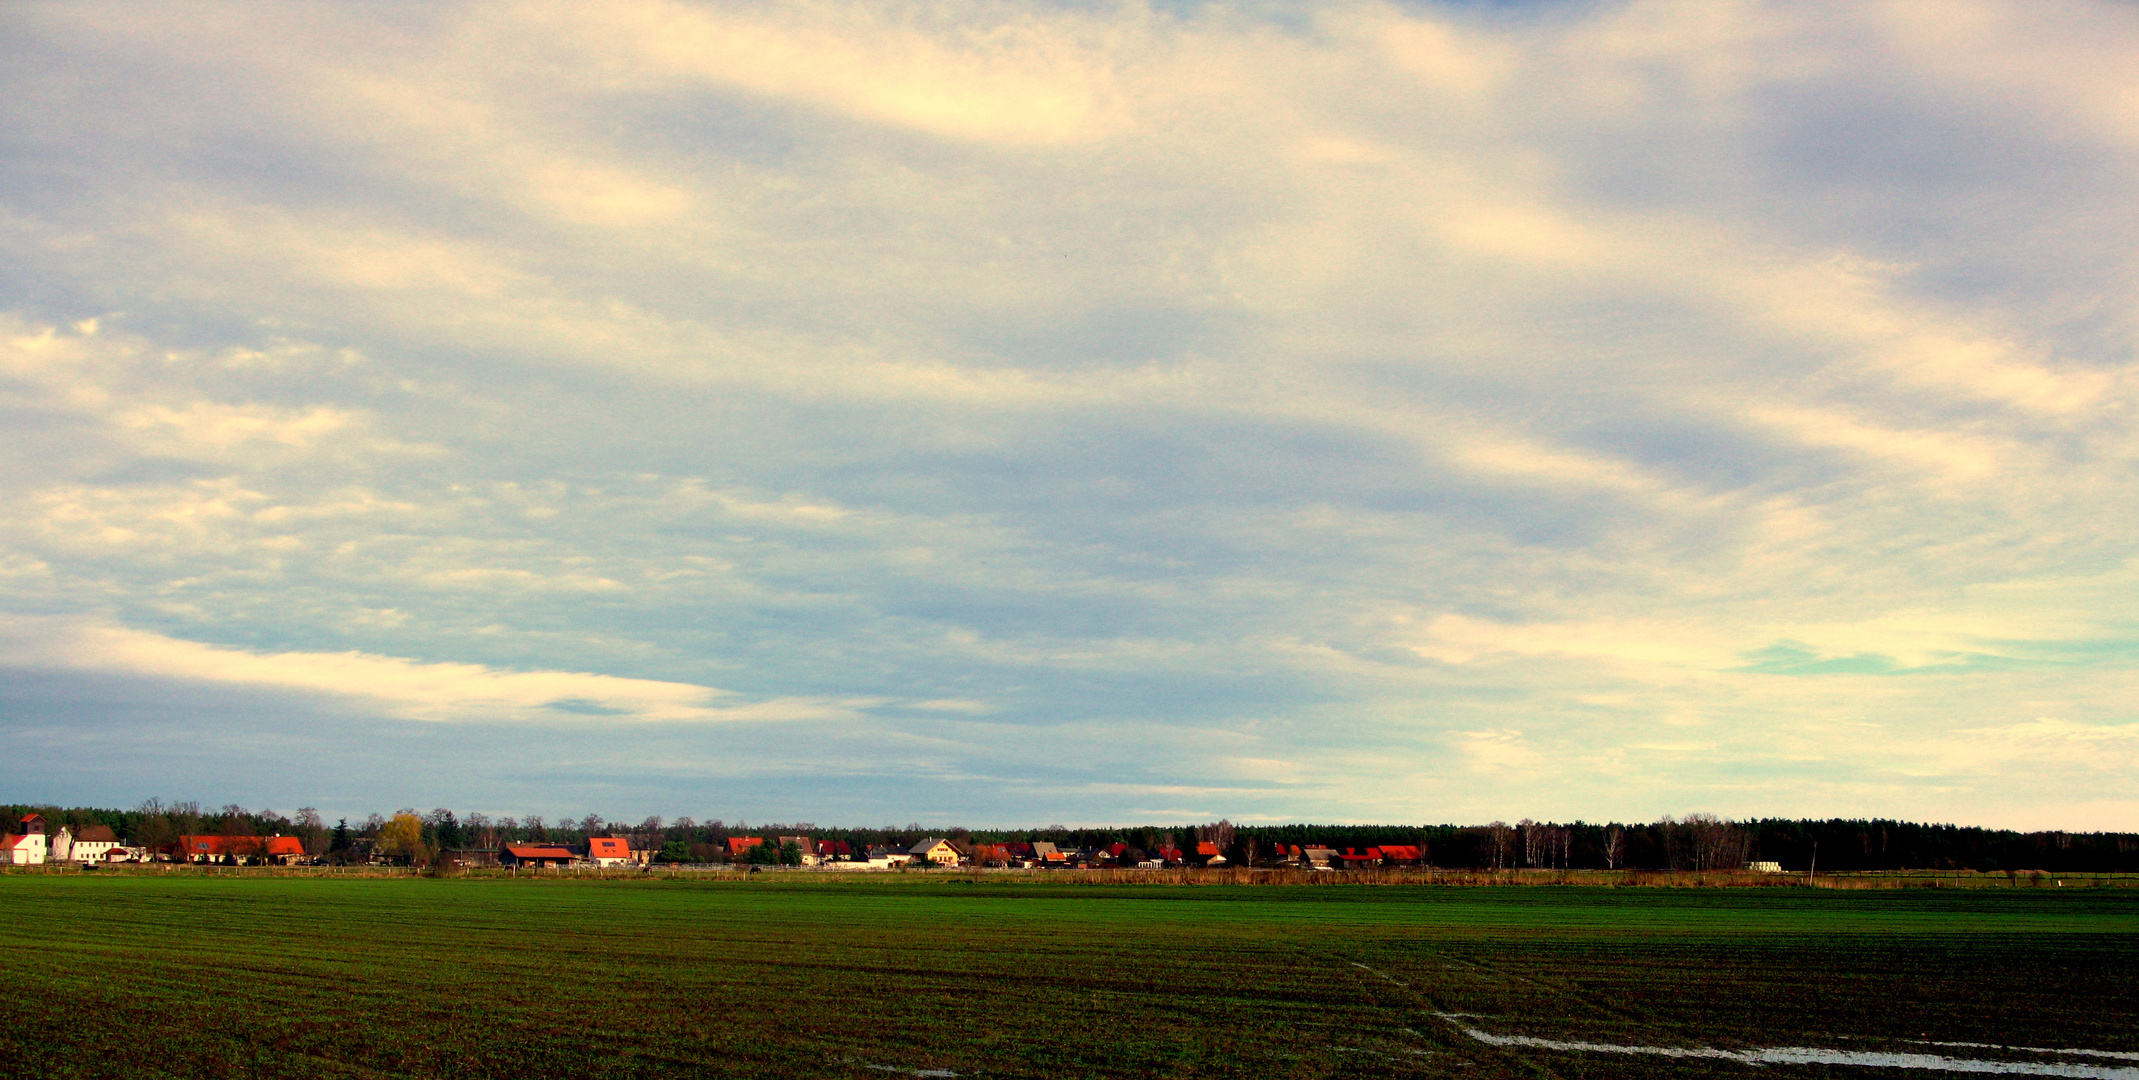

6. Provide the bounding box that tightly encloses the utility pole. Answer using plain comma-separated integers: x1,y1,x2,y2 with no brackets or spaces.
1808,840,1818,884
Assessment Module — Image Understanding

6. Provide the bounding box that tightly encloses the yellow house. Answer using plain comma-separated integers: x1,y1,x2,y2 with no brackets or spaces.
908,838,963,866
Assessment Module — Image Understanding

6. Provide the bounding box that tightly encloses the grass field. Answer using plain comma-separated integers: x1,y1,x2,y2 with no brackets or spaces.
2,873,2134,1079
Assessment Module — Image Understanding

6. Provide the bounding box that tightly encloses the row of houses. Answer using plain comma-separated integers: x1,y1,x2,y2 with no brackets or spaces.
3,812,1438,871
2,814,310,866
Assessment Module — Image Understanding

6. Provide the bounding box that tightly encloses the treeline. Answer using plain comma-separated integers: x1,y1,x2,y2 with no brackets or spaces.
8,802,2136,873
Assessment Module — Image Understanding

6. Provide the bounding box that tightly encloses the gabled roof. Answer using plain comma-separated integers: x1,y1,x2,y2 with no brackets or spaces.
76,825,119,844
174,835,304,857
0,835,28,850
727,837,765,855
587,837,631,858
503,843,575,858
909,838,951,855
1197,842,1222,856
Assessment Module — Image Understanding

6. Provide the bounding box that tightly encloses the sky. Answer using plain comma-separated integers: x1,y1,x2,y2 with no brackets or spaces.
2,0,2136,830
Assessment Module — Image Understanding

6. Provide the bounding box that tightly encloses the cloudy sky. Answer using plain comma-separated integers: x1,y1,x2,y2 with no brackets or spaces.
3,1,2136,829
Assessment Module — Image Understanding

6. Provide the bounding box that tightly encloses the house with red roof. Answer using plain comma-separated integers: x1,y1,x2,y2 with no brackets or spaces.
1195,841,1229,867
170,834,307,865
726,836,765,858
3,814,47,865
586,837,635,868
499,843,576,869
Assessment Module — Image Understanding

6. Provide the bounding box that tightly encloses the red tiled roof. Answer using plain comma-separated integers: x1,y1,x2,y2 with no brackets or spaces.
174,835,305,857
1197,842,1221,856
504,843,575,858
726,837,765,855
587,838,631,858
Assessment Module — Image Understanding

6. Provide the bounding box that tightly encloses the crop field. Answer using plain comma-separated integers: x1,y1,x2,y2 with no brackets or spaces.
2,874,2134,1079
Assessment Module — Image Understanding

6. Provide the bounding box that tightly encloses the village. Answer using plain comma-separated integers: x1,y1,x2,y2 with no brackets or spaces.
3,811,1436,872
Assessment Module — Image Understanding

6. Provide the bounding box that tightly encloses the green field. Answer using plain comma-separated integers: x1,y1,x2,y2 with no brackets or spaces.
3,874,2134,1079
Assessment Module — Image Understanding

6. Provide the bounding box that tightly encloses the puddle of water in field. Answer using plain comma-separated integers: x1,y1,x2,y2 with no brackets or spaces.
1921,1043,2139,1064
1437,1017,2139,1078
1338,962,2136,1078
835,1055,960,1077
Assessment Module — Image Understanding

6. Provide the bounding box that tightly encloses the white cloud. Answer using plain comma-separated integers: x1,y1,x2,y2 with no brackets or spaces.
0,615,859,726
2,0,2137,825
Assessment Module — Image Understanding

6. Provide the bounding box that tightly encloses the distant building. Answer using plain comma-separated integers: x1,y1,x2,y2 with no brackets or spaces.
726,837,766,858
863,845,911,868
498,843,575,869
909,838,963,866
586,837,634,868
1196,841,1229,867
170,835,306,865
438,849,500,870
55,825,121,864
3,814,47,865
1749,861,1783,873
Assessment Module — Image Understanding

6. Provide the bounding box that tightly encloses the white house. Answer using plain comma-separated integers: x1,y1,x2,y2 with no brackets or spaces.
3,814,48,865
50,824,122,864
585,837,635,868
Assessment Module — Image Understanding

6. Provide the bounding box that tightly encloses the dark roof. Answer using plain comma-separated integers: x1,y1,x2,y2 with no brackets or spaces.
76,825,119,844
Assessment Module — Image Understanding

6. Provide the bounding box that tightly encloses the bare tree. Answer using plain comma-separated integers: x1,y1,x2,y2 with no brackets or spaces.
1487,821,1515,870
293,808,326,856
1683,813,1751,870
1604,825,1625,870
1199,819,1237,851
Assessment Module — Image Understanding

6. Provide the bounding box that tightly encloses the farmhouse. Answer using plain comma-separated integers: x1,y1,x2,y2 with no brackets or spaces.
498,843,575,868
586,837,635,868
54,825,122,863
171,835,307,865
1195,842,1228,866
908,838,964,865
3,814,47,865
726,837,765,858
